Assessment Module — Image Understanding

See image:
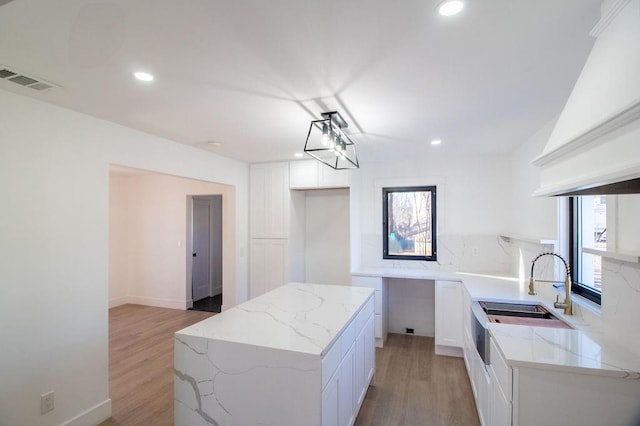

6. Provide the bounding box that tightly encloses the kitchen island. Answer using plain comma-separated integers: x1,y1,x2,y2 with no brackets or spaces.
174,282,375,426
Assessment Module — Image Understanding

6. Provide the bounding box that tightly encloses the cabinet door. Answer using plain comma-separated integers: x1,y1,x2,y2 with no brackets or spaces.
474,360,491,426
250,163,289,238
322,373,339,426
364,314,375,384
289,160,318,189
250,165,268,238
338,343,355,426
435,280,463,348
354,313,375,412
249,239,267,298
352,276,387,347
490,367,512,426
249,239,288,298
354,325,366,409
266,163,289,238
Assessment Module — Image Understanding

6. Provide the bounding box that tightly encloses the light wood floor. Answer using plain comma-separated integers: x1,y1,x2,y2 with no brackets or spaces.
102,304,213,426
355,334,479,426
103,305,478,426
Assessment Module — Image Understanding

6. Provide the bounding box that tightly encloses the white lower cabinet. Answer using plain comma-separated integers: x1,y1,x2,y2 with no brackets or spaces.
484,327,640,426
490,370,511,426
435,280,463,355
351,275,387,347
474,356,491,426
322,299,375,426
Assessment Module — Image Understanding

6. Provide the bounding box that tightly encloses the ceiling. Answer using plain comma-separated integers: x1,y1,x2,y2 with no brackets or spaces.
0,0,601,163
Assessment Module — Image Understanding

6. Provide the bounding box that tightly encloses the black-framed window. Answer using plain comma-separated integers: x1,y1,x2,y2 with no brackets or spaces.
569,196,604,305
383,186,437,261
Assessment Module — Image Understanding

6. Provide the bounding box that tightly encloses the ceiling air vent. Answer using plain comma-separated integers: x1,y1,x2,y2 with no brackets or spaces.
0,68,16,78
0,65,59,92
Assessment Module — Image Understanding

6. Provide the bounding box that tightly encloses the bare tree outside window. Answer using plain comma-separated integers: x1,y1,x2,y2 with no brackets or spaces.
383,186,437,261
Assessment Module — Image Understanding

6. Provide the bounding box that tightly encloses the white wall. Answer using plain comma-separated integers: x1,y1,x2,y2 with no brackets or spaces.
109,174,129,304
509,117,559,239
350,153,514,273
305,189,351,285
504,117,560,286
349,154,514,338
387,278,435,337
109,173,232,309
0,90,248,426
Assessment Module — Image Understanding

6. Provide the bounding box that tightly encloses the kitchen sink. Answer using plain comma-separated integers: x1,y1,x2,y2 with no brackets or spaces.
479,301,573,329
480,301,553,319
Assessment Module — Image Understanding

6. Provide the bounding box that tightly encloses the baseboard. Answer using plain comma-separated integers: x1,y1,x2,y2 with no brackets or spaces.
126,296,186,310
62,398,111,426
435,344,464,358
108,297,129,308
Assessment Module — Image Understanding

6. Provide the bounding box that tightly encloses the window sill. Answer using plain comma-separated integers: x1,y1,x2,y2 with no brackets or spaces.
582,247,640,264
571,292,602,316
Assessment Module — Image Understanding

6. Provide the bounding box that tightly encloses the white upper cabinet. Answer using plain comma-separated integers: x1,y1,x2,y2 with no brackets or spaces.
290,160,319,189
289,160,350,189
250,162,290,238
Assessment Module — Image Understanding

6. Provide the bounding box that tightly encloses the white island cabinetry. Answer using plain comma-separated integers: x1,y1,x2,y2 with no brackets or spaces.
175,283,375,426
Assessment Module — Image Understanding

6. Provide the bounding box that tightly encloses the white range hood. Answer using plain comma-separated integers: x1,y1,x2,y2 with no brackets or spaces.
533,0,640,196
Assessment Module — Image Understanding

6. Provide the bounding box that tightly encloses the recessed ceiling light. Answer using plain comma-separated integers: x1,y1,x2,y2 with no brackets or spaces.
294,152,304,158
437,0,464,16
430,139,442,146
133,71,154,82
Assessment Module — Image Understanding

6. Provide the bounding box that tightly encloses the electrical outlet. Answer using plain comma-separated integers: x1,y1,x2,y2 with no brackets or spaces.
471,247,479,257
40,391,54,415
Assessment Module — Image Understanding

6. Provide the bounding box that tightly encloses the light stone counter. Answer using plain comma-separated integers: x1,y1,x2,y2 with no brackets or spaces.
174,282,375,426
352,268,640,377
488,323,640,379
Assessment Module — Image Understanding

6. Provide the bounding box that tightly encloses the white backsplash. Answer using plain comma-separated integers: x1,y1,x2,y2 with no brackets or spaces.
600,259,640,355
502,239,640,357
358,234,513,275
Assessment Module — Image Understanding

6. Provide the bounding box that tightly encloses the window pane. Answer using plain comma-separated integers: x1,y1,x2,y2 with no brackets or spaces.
386,190,432,257
578,195,605,292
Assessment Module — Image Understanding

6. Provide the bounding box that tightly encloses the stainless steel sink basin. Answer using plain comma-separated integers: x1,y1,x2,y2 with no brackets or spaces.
480,301,553,319
479,301,573,329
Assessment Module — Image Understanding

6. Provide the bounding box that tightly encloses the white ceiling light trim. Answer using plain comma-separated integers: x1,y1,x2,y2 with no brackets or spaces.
437,0,464,16
430,139,442,146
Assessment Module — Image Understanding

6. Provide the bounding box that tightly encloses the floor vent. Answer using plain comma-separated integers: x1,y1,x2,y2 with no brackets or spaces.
0,65,58,92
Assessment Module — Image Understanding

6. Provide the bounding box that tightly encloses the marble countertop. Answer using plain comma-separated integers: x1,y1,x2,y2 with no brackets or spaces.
489,323,640,379
176,283,374,356
352,267,640,378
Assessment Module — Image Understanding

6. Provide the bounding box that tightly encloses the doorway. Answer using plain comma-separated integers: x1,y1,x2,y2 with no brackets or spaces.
190,195,223,313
